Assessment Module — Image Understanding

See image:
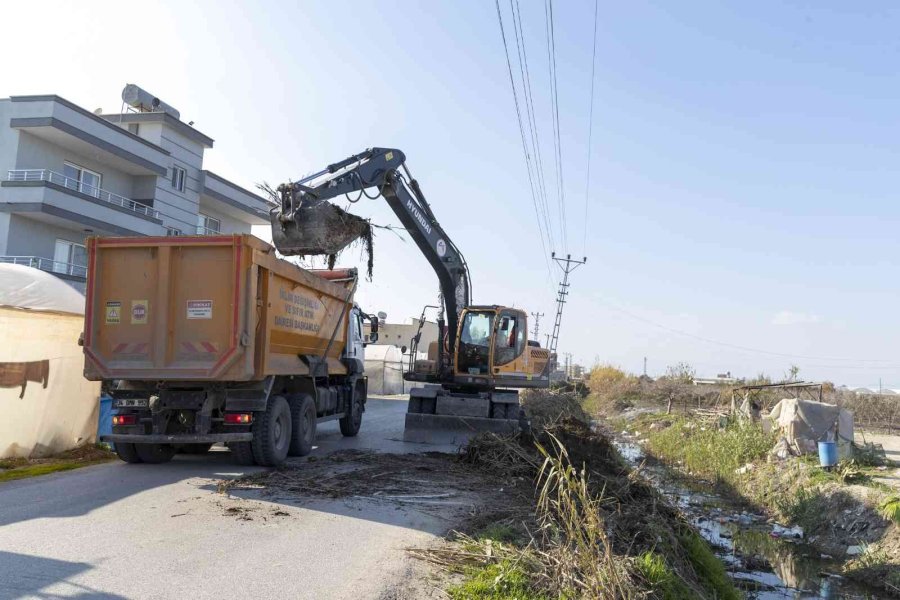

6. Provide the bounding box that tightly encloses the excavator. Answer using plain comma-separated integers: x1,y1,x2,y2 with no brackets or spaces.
271,147,552,442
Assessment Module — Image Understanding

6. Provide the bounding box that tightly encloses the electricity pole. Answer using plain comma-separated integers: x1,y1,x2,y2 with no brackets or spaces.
548,253,587,356
530,312,544,340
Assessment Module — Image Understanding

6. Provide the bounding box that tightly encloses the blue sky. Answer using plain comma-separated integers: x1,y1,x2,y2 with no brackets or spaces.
3,1,900,387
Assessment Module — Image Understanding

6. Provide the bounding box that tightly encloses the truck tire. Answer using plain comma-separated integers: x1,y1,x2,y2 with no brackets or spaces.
288,395,316,457
252,395,292,467
339,382,365,437
135,443,176,464
230,441,255,466
114,442,142,464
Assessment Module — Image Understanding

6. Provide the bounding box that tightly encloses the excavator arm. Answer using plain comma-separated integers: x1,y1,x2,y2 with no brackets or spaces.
271,147,471,361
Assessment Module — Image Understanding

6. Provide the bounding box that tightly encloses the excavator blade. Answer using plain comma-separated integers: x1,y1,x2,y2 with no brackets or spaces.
403,386,524,446
270,202,369,257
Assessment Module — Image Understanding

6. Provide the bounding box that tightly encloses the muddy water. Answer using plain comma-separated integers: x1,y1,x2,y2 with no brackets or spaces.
613,440,884,599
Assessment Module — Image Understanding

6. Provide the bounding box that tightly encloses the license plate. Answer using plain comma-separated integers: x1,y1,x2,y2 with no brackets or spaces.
115,398,148,408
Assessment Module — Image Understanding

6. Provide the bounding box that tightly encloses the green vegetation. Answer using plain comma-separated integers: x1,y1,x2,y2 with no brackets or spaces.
0,444,115,483
635,552,693,600
448,559,546,600
678,530,741,600
879,495,900,524
417,419,740,599
640,416,774,483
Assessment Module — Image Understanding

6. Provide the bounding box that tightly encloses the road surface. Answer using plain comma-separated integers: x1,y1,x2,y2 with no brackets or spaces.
0,397,458,600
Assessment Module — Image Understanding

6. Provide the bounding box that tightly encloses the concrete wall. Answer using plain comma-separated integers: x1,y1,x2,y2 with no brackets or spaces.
15,132,136,199
4,214,86,258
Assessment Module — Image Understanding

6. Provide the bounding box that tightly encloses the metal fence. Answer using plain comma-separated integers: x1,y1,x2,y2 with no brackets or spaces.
6,169,159,219
0,255,87,278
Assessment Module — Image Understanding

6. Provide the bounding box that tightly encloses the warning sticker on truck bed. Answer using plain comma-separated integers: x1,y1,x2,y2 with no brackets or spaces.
131,300,148,325
105,301,121,324
186,300,213,319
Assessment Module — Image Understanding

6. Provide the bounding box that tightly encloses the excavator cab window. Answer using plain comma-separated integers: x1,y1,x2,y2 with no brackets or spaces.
494,311,525,366
457,310,493,375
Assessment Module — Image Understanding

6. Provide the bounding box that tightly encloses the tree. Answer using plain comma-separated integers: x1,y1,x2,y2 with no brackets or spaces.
664,362,695,384
785,364,800,382
588,364,628,395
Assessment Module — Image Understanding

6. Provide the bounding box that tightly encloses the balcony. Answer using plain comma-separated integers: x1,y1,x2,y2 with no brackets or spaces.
7,170,159,219
0,256,86,279
196,225,221,235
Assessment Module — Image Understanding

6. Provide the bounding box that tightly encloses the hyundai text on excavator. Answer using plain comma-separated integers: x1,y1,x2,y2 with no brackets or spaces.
271,147,552,443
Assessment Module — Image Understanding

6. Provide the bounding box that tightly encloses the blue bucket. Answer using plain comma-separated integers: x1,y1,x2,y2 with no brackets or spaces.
98,394,114,449
818,441,838,467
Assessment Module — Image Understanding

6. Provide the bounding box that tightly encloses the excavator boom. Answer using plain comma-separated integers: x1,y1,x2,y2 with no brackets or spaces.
271,147,549,445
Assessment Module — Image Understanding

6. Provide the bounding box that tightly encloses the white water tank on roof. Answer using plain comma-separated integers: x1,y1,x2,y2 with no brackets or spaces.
122,84,181,120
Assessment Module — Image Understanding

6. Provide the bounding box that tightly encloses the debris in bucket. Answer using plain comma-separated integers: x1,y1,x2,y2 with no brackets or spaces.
260,182,375,279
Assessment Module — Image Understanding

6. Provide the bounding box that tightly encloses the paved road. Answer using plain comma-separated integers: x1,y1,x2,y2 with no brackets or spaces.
856,430,900,490
0,397,456,600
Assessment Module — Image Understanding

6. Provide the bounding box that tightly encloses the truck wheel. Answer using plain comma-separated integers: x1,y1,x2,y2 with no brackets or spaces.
135,444,176,464
230,442,255,466
115,442,143,464
252,395,292,467
288,395,316,457
339,383,365,437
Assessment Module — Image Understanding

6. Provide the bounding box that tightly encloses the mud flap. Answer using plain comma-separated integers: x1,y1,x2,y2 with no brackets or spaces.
403,385,522,445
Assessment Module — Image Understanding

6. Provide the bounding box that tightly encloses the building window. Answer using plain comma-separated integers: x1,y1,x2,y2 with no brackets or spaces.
63,162,101,198
127,123,140,136
53,239,88,277
165,227,182,236
171,166,186,192
197,213,221,235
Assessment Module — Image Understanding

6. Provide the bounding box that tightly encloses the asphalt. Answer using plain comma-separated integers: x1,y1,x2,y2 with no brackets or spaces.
0,396,459,600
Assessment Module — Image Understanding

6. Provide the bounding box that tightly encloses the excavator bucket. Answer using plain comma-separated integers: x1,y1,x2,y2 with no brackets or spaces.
403,386,524,446
270,201,369,257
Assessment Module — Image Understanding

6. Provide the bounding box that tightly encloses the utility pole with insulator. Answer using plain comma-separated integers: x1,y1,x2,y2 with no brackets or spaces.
530,312,544,340
549,253,587,356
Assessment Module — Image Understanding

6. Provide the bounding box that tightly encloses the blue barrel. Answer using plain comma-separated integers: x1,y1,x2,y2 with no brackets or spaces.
818,441,838,467
98,394,114,449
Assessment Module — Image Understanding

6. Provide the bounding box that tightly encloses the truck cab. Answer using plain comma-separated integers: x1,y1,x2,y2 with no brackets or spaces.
342,305,377,374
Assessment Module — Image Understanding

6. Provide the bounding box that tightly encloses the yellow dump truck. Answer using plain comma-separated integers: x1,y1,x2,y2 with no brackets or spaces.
82,234,377,466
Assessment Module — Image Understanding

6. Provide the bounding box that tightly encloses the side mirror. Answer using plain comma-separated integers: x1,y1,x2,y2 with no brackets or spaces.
368,332,379,343
367,314,379,334
401,345,408,354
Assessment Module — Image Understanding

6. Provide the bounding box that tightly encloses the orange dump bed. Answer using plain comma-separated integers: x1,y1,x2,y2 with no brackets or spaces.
83,234,355,382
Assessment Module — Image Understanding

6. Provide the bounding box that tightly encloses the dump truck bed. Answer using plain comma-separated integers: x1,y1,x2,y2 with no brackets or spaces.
83,234,356,382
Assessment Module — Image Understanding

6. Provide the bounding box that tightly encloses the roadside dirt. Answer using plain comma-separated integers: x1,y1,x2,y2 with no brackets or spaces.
216,448,534,538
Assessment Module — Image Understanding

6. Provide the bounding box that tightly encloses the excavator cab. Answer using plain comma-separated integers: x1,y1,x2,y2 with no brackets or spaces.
411,306,551,389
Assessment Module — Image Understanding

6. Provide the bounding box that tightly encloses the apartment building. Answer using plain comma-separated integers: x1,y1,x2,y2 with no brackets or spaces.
0,87,270,291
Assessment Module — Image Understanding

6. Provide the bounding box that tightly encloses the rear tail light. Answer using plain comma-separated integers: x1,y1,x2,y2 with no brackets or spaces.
112,414,137,426
224,413,252,424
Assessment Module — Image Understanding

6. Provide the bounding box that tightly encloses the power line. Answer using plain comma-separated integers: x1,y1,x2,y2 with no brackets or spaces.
582,0,599,257
510,0,556,255
545,0,568,253
592,292,900,367
495,0,556,289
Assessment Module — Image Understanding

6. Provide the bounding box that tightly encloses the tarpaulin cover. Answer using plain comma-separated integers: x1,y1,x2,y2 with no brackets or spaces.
765,398,854,460
0,267,100,457
0,264,85,315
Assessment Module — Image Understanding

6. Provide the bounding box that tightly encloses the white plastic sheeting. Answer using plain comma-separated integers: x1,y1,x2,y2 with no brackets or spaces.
364,345,407,395
765,398,854,460
0,264,85,315
0,267,99,458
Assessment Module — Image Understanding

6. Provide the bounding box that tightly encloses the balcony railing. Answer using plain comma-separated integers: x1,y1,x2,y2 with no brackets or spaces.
196,226,221,235
6,169,160,219
0,255,87,278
